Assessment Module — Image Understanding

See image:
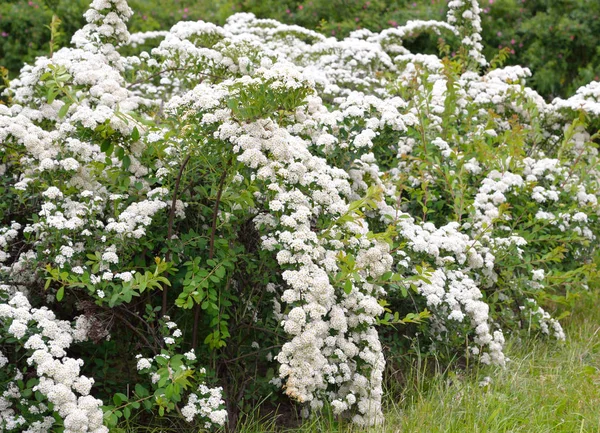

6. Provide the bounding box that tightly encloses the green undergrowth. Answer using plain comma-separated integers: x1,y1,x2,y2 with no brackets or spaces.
114,289,600,433
246,291,600,433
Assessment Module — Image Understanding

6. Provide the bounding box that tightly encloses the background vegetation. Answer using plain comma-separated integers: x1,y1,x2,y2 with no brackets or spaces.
1,0,599,99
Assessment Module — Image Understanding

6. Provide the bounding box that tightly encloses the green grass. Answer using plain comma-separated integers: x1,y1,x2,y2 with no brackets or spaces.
392,313,600,433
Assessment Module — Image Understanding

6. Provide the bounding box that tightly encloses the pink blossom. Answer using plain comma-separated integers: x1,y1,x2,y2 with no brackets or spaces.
298,4,304,10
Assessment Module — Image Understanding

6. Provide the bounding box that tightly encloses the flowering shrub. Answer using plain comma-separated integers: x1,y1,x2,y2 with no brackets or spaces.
1,0,599,430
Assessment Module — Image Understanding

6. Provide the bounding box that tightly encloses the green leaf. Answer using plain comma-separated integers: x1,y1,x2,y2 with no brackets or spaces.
58,101,72,118
101,140,114,157
343,279,353,294
122,155,131,170
56,286,64,302
135,383,149,398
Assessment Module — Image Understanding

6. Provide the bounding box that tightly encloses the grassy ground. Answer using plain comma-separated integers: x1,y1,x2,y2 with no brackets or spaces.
231,292,600,433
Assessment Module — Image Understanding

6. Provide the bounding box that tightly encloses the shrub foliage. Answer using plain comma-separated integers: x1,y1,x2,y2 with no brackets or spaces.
0,0,599,431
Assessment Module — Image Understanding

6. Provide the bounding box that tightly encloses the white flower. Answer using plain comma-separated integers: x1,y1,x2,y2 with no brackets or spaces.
136,358,152,371
531,269,545,281
42,187,63,200
101,251,119,264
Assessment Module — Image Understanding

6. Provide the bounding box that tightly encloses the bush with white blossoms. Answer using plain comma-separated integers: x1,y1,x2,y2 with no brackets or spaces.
1,0,599,430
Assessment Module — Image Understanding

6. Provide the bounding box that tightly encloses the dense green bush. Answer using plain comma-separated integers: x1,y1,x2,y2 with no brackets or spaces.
479,0,600,98
1,0,599,431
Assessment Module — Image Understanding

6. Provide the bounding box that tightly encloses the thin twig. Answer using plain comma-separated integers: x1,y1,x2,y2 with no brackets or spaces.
192,157,232,350
162,154,191,317
222,345,282,364
113,311,157,352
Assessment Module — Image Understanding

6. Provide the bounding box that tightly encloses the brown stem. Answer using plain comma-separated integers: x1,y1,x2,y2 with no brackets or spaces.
113,311,158,352
118,305,159,345
162,154,191,318
222,345,282,364
192,158,232,350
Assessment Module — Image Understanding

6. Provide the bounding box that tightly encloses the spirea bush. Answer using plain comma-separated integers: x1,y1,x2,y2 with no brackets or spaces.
1,0,599,430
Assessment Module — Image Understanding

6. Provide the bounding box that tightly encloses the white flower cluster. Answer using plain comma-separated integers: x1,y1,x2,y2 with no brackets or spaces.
0,290,104,433
0,223,21,264
73,0,133,50
447,0,487,67
554,81,600,116
520,299,565,341
181,385,227,428
383,212,504,364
